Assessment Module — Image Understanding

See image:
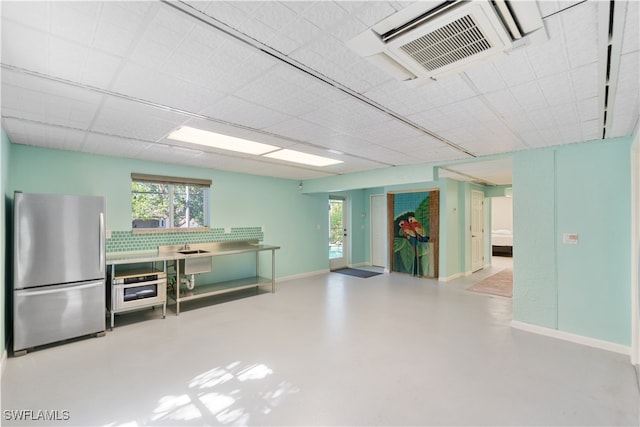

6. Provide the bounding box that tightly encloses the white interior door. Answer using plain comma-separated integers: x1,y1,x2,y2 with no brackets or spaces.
471,190,485,272
370,194,386,268
329,197,348,270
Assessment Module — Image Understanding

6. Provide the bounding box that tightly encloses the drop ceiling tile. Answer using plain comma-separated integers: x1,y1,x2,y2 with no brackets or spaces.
264,118,339,144
199,95,292,130
557,123,583,143
91,16,139,58
153,3,197,36
339,1,398,27
237,16,280,44
90,97,187,141
576,97,599,122
3,117,86,151
609,51,640,136
560,1,599,68
424,75,478,108
280,1,316,16
49,1,99,44
493,49,537,87
526,20,571,79
581,119,600,140
569,63,599,100
537,0,560,18
80,50,125,89
538,72,574,106
81,133,152,158
251,2,299,29
621,0,639,54
1,1,51,30
510,81,547,112
48,37,88,83
463,63,507,94
302,2,350,31
527,108,557,130
112,63,226,114
1,20,50,74
128,36,174,70
192,2,250,28
99,1,155,31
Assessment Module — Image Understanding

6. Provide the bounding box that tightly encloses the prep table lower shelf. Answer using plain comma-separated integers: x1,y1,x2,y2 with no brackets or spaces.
170,276,273,302
168,241,279,315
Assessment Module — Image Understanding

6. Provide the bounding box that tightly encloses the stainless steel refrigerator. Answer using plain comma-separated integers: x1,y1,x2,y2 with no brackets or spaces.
13,192,106,355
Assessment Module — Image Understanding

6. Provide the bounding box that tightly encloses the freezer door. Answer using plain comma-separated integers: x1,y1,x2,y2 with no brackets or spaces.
14,193,105,289
14,280,105,352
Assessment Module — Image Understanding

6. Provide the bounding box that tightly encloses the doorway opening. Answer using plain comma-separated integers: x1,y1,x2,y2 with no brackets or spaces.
471,189,485,272
329,196,348,271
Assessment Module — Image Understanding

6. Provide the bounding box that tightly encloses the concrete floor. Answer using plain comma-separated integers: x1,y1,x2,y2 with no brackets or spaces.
2,258,639,426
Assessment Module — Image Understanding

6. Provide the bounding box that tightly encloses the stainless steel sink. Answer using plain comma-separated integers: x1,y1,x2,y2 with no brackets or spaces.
178,250,212,274
178,249,209,255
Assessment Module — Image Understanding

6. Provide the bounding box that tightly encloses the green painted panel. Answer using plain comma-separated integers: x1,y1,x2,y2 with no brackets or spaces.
556,139,631,345
512,149,558,329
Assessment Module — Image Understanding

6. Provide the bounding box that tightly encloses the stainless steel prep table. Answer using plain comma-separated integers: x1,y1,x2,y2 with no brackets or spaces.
107,240,279,316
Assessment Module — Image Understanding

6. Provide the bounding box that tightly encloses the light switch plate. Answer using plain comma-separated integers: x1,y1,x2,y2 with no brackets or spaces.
563,233,578,244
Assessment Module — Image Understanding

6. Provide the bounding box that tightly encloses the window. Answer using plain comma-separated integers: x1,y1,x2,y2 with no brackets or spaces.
131,173,211,230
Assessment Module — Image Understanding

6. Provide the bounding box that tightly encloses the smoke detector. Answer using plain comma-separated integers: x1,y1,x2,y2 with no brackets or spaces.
347,0,547,84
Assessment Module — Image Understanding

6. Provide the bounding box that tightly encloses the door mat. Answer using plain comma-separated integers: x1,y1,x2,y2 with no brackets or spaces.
468,269,513,298
332,268,382,278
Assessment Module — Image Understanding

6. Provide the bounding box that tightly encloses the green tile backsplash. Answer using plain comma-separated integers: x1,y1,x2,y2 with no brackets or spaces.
106,227,263,253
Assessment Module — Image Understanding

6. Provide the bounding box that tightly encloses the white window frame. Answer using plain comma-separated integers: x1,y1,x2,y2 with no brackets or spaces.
131,173,211,232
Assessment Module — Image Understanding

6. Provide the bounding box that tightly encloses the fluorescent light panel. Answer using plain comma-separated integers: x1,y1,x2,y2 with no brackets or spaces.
169,126,342,167
264,149,343,166
168,126,278,155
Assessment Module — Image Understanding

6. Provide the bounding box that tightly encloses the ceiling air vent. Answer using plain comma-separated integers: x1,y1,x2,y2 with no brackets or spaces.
347,0,546,84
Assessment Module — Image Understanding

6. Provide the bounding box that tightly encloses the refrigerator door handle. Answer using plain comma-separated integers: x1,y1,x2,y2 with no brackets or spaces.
16,281,102,297
99,212,105,273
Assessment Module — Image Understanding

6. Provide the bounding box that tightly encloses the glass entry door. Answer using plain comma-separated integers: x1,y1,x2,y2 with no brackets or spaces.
329,197,348,270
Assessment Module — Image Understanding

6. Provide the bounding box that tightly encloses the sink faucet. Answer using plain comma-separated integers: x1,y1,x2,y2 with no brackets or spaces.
181,242,190,250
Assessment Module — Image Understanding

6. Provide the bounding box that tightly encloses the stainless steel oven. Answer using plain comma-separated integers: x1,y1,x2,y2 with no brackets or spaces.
107,268,166,329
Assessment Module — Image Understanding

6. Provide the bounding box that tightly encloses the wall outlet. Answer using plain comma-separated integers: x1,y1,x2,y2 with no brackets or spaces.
106,229,112,239
224,227,231,234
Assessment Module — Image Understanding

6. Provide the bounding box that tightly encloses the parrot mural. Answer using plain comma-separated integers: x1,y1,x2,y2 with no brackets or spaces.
408,216,429,242
393,192,434,277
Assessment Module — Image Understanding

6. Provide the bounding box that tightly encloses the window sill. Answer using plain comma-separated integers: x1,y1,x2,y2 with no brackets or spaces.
132,227,211,234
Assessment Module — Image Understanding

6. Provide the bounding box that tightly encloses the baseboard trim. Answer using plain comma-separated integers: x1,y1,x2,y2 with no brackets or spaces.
276,269,329,283
511,320,631,356
438,272,464,282
349,262,367,268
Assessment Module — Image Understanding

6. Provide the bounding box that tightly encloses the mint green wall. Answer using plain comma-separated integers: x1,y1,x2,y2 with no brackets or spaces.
513,138,632,345
10,145,330,278
1,130,10,358
440,178,463,279
346,189,367,266
555,140,631,344
513,149,558,328
362,187,385,265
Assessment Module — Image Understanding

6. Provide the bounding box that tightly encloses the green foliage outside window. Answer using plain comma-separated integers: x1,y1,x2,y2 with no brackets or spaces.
131,181,207,229
329,200,343,245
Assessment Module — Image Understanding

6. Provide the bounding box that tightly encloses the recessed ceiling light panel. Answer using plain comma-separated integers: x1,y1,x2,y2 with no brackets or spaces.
168,126,279,155
264,149,343,167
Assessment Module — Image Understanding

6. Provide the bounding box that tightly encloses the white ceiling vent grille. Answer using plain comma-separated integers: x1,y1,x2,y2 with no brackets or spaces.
399,14,492,72
347,0,547,84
